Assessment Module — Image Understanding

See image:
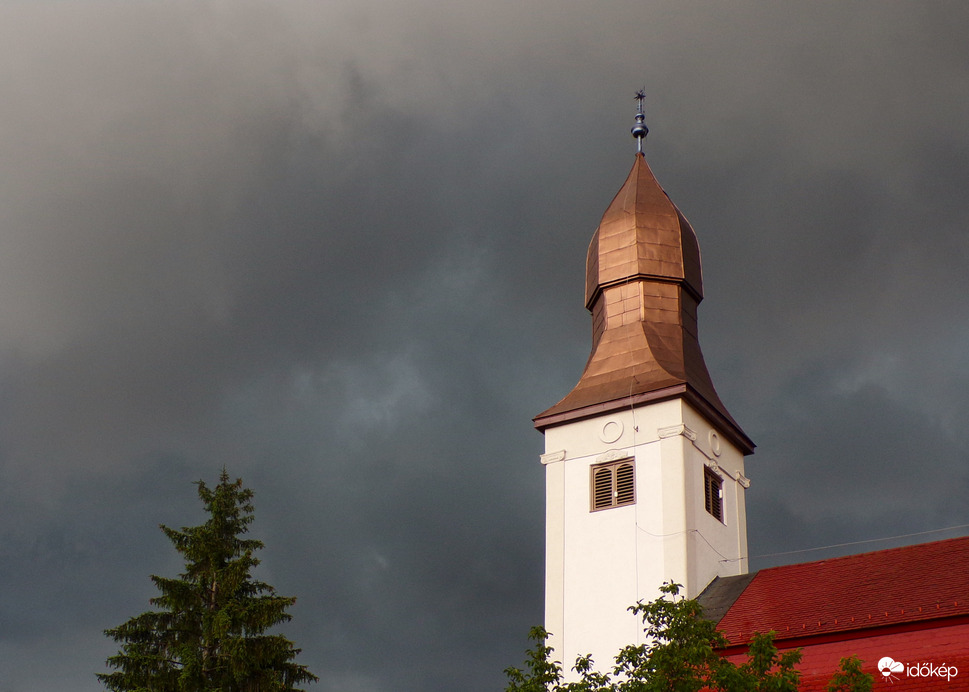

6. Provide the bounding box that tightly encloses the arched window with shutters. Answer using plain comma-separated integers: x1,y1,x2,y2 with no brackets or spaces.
590,459,635,511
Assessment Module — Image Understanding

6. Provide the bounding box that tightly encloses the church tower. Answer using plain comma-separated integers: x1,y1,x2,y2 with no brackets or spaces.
533,98,755,670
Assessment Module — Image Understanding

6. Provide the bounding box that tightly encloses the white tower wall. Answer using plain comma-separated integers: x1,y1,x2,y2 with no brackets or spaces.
542,399,749,673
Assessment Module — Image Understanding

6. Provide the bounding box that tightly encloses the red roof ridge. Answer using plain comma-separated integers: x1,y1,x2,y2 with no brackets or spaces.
752,533,969,575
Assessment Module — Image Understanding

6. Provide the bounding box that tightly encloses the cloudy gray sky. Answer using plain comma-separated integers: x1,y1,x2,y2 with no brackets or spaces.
1,1,968,690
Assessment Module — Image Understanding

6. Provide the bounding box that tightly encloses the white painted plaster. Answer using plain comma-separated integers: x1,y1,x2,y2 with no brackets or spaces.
542,399,748,678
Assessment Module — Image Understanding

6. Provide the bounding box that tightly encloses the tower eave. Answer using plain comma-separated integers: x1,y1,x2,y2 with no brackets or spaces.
533,383,755,455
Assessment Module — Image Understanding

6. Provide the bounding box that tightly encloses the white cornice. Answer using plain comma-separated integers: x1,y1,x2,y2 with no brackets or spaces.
657,423,697,441
540,450,567,465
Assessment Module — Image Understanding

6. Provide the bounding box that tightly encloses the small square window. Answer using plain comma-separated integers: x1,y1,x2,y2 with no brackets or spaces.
704,467,723,521
591,460,635,511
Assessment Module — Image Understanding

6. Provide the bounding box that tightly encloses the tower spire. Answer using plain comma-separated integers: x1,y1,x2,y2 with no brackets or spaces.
631,88,648,152
534,109,752,455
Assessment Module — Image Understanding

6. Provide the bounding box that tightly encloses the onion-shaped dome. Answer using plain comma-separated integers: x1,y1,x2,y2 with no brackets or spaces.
535,153,752,455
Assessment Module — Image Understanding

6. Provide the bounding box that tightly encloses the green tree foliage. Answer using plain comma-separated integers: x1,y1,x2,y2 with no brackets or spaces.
505,582,873,692
98,471,317,692
612,581,733,690
827,656,873,692
504,626,567,692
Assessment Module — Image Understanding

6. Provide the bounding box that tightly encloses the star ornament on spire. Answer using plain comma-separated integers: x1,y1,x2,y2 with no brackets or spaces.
631,88,649,152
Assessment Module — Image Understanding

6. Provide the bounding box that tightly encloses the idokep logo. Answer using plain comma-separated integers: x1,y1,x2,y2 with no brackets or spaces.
877,657,904,682
878,656,958,683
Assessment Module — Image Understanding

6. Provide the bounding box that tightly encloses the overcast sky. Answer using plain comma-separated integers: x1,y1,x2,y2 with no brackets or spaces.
1,2,968,690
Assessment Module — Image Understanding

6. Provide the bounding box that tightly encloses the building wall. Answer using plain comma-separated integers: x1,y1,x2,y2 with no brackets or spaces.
723,620,969,691
542,398,749,673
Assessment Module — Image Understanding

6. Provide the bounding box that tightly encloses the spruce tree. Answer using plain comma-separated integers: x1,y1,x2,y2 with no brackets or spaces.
98,470,317,691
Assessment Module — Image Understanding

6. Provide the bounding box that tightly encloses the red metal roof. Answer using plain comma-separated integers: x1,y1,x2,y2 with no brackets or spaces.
715,536,969,645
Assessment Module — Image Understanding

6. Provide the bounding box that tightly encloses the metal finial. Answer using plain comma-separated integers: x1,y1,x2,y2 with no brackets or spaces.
631,88,648,153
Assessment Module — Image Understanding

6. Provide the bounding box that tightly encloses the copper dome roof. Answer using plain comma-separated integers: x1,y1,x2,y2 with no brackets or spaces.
535,153,753,454
585,152,703,309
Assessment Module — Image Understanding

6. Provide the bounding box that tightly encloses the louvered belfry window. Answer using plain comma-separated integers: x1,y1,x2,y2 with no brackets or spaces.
591,459,635,511
704,467,723,521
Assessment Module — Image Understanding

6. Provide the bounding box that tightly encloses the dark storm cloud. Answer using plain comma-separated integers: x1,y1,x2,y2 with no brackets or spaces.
1,1,968,690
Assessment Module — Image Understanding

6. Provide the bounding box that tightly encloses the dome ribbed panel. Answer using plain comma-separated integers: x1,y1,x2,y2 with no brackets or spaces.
536,154,752,454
